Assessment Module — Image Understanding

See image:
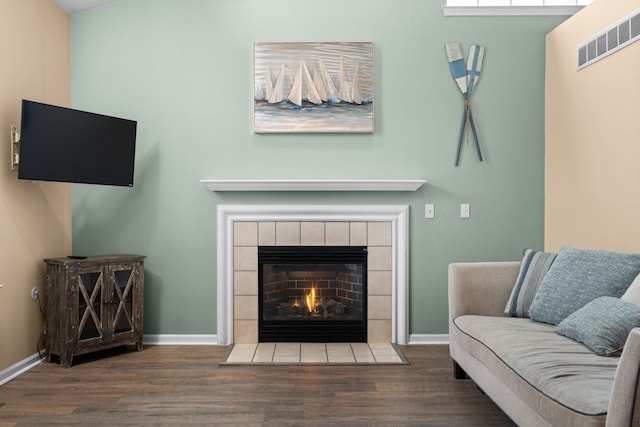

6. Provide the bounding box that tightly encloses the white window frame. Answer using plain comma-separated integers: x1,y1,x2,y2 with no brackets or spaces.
443,0,590,16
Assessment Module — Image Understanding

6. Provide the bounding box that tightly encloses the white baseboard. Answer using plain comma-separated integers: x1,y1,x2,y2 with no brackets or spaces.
0,352,45,386
408,334,449,345
143,334,219,345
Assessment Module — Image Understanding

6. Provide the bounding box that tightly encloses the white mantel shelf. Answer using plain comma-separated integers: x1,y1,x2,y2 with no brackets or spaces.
200,179,426,192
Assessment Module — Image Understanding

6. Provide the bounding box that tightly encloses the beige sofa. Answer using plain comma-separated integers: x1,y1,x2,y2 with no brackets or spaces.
448,261,640,427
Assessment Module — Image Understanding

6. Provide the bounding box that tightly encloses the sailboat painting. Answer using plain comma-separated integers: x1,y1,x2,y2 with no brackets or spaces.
254,42,374,133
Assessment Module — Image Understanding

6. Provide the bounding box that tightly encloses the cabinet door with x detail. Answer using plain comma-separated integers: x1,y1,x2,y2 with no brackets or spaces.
111,267,136,336
76,267,105,345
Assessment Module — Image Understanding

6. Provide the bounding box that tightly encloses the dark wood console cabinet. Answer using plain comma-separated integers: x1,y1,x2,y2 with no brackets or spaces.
44,255,146,367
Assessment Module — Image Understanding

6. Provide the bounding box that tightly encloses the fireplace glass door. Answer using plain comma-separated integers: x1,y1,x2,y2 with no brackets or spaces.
258,246,367,342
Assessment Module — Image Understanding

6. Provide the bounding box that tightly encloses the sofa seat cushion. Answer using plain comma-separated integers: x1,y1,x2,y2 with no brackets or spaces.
452,315,619,421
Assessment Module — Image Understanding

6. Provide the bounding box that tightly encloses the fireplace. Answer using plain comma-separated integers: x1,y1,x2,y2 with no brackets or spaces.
216,204,410,345
258,246,367,342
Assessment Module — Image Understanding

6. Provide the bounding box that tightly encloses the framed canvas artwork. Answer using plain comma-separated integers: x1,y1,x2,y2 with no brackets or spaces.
254,42,374,133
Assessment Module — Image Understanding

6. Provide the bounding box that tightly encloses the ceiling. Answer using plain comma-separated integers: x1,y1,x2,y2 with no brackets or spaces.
55,0,114,14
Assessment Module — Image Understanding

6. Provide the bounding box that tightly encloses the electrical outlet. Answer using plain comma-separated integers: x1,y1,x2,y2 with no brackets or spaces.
31,287,39,300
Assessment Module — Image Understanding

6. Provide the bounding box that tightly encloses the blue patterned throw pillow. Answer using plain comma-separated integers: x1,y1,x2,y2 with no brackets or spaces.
504,249,557,318
529,246,640,325
556,296,640,356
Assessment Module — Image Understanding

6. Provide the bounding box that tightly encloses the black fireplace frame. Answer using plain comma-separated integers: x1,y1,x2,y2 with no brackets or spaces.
258,246,368,342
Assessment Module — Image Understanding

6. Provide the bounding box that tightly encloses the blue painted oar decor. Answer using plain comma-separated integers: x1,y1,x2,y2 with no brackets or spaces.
445,42,485,166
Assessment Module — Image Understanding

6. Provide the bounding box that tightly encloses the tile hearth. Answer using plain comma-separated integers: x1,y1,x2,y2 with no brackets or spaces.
222,342,407,365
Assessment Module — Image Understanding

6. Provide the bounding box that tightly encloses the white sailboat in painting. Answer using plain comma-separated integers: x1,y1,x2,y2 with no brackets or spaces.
338,53,352,103
318,58,339,103
264,64,273,101
351,62,362,105
288,59,323,107
267,64,285,103
312,67,327,102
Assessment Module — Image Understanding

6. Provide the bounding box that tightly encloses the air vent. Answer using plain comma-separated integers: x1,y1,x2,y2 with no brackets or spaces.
577,8,640,70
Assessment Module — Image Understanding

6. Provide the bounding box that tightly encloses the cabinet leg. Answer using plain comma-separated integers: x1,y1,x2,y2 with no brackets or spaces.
61,352,73,368
136,341,144,351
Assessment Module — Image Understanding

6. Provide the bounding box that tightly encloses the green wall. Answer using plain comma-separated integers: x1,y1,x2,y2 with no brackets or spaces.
71,0,565,336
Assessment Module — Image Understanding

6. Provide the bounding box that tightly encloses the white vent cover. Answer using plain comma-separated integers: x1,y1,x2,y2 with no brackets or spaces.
577,8,640,70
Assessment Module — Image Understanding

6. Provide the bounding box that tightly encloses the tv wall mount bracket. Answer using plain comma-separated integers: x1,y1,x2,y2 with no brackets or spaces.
10,125,19,171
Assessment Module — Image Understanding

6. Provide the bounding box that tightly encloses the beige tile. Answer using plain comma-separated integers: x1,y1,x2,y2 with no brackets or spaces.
234,295,258,320
326,344,357,363
301,342,326,353
328,355,357,363
349,222,367,246
275,342,301,355
369,344,403,363
258,222,276,246
326,222,349,246
368,270,392,295
367,246,392,271
234,320,258,343
226,343,257,363
274,343,300,362
276,222,300,246
234,271,258,296
373,354,403,363
368,342,396,355
367,221,392,246
367,319,392,343
300,222,325,246
234,222,258,246
301,354,328,363
368,295,392,320
234,246,257,271
272,355,300,363
354,354,377,363
301,343,328,363
351,343,376,363
350,343,371,354
326,342,353,356
253,343,275,363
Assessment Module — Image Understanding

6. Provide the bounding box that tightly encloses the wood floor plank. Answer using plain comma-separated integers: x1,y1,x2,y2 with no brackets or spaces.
0,345,515,426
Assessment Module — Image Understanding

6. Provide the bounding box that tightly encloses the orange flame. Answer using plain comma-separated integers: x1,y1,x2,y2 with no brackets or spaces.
304,287,316,313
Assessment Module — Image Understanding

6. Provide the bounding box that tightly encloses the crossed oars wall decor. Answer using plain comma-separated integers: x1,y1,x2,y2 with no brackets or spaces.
445,42,485,166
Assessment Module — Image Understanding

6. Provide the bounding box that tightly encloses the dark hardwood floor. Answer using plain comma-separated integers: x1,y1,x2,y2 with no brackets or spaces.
0,345,515,426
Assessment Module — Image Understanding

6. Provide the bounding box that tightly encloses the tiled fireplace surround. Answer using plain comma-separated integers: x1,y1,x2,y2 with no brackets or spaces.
216,205,409,345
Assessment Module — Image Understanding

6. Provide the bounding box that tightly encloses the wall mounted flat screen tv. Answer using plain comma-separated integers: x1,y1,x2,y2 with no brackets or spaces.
18,100,137,187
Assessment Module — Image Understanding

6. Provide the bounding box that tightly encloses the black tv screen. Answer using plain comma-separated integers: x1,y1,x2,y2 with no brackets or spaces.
18,100,137,187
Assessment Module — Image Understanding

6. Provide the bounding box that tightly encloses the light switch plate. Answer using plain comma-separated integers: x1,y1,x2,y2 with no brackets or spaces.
460,203,470,218
425,204,435,219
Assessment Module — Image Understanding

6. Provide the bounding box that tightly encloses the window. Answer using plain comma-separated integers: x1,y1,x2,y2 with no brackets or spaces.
443,0,591,16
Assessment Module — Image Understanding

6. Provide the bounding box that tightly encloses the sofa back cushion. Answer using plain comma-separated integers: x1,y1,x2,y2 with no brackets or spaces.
529,246,640,325
505,248,557,317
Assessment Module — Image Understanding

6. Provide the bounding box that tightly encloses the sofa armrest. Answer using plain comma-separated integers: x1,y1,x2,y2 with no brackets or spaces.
606,327,640,427
448,262,520,323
